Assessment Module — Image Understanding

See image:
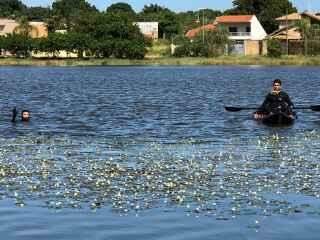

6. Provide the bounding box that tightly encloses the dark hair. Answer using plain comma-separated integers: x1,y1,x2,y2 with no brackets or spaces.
21,110,30,122
21,110,30,114
273,79,282,86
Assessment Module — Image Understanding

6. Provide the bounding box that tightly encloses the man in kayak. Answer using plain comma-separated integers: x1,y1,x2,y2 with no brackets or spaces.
254,79,294,119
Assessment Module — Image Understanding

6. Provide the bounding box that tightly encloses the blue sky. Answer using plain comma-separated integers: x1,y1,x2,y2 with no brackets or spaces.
22,0,320,12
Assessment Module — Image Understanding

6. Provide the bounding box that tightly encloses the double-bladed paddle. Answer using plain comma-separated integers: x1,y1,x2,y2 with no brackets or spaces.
225,105,320,112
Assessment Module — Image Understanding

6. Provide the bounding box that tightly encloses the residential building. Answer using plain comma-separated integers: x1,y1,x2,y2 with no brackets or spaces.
214,15,267,55
271,12,320,41
271,12,320,39
270,12,320,54
185,24,216,39
135,22,159,40
275,13,302,29
0,19,17,36
275,12,320,30
0,18,47,38
185,15,267,55
29,22,48,38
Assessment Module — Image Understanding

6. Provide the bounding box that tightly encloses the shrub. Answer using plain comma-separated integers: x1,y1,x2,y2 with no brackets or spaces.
267,39,282,58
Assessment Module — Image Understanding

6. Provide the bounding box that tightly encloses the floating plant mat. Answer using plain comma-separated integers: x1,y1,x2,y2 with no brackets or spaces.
0,131,320,220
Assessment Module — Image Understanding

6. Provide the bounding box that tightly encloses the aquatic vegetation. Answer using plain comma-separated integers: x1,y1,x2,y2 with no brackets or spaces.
0,131,320,221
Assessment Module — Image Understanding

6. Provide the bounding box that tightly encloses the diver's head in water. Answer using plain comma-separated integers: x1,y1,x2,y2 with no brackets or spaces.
21,110,30,122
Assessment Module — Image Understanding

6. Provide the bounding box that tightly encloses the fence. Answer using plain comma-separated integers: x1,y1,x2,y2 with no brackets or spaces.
280,39,320,55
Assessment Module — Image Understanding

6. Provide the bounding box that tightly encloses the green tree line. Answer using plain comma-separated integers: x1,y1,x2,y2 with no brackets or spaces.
0,0,301,59
0,0,149,59
0,0,298,35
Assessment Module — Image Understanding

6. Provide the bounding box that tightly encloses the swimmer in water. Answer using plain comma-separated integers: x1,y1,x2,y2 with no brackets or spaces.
11,108,31,122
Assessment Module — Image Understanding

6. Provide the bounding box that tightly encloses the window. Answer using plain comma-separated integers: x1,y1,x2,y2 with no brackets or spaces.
246,26,251,33
229,27,238,32
0,25,5,31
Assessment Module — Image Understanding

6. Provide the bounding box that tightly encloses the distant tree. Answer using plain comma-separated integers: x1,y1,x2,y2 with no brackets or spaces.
139,4,179,39
172,35,190,46
172,35,192,57
51,0,98,31
2,33,33,57
0,0,151,59
174,27,229,57
177,9,222,34
96,13,137,39
0,35,8,52
227,0,297,33
140,4,165,15
93,40,114,58
69,10,100,35
193,26,229,57
26,7,51,21
176,11,199,34
64,32,93,58
0,0,26,18
267,39,282,57
296,20,320,55
106,2,136,20
14,16,32,37
34,33,67,57
69,11,147,59
308,24,320,55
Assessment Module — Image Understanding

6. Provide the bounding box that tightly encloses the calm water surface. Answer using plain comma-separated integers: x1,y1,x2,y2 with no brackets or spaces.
0,66,320,239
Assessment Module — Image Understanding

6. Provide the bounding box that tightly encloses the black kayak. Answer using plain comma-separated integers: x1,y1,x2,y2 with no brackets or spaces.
255,112,296,126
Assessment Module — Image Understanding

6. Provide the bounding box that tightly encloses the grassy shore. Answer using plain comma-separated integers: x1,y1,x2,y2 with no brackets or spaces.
1,55,320,66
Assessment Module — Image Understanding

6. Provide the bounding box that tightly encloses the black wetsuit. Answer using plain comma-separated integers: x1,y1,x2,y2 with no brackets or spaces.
259,91,294,114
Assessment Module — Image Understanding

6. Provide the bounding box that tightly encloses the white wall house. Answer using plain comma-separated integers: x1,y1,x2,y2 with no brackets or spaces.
215,15,266,40
135,22,159,40
214,15,267,55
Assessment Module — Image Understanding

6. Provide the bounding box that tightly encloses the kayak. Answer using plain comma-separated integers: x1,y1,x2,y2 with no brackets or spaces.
254,112,296,126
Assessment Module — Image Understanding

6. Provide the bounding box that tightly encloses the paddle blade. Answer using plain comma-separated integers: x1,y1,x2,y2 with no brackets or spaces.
225,107,242,112
295,105,320,111
310,105,320,111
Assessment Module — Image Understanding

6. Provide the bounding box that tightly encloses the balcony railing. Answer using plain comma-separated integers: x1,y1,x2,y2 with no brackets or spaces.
229,32,251,36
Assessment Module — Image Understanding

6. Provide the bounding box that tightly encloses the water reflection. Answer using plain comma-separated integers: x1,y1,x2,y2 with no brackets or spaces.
1,66,320,237
0,130,319,224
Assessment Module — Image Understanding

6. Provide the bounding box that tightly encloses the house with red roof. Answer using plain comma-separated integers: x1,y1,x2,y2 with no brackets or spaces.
185,24,216,39
185,15,267,55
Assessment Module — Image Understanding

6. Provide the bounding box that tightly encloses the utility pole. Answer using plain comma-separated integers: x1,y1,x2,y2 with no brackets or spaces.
198,8,205,44
196,11,200,24
286,9,289,55
202,9,205,44
305,31,308,56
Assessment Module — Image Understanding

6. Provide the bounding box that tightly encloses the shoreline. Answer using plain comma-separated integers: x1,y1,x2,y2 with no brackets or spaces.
0,56,320,67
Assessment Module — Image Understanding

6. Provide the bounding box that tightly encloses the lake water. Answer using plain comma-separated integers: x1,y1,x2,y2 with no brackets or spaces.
0,66,320,239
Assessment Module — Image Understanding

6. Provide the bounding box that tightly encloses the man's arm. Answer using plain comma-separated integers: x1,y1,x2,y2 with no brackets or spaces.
284,92,294,108
258,94,271,112
11,107,17,123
